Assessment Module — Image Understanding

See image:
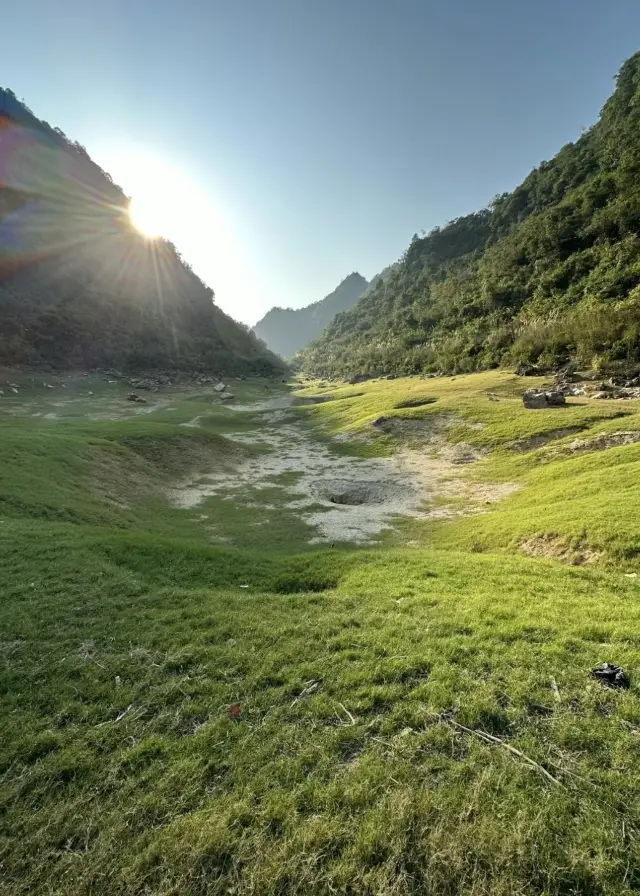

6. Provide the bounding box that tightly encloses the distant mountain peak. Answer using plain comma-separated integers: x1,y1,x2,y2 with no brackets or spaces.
253,272,369,358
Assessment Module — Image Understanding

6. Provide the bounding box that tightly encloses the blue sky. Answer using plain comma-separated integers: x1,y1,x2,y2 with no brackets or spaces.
4,0,640,323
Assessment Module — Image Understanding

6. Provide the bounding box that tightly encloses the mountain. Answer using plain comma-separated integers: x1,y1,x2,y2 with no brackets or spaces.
253,272,368,358
301,53,640,380
0,89,285,375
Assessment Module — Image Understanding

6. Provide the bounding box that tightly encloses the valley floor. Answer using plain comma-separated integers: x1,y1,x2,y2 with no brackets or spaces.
2,369,640,894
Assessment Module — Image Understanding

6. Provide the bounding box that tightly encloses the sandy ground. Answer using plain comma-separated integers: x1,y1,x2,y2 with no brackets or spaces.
169,396,517,545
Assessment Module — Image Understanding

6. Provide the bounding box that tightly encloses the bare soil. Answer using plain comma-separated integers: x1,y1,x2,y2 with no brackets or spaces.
169,397,518,544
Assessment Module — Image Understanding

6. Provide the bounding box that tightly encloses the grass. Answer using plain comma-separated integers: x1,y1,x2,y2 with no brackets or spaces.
3,369,640,894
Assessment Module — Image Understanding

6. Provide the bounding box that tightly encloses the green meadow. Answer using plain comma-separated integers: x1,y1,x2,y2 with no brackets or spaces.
3,369,640,895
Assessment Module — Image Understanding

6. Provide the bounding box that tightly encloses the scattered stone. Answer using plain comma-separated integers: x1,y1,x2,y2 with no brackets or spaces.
591,662,630,689
592,392,611,400
10,388,18,394
371,416,390,428
522,389,566,409
555,361,578,380
126,392,147,403
214,382,227,392
129,378,159,392
218,391,235,401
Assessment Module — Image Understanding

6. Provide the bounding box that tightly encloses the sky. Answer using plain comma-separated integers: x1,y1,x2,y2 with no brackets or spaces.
4,0,640,324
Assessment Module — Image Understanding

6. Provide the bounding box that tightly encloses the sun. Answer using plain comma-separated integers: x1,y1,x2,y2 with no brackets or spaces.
129,194,166,238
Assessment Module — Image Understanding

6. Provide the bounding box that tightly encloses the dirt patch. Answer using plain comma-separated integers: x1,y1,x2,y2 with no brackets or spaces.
310,479,411,506
566,430,640,454
372,414,453,440
393,396,438,410
520,535,602,565
293,392,365,406
508,427,586,452
169,401,517,544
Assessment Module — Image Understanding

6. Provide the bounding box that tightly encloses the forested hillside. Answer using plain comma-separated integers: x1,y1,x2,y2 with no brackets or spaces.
253,272,368,357
301,53,640,379
0,89,285,374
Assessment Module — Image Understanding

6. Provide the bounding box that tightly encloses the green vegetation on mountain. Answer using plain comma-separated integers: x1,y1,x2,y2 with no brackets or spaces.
253,272,368,358
301,53,640,379
0,89,284,375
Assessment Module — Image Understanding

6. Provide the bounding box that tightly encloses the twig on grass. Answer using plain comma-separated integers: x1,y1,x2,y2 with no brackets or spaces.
448,720,563,787
95,704,134,728
336,702,356,726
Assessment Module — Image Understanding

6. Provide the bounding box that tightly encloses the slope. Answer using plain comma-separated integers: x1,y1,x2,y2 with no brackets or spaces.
253,271,368,358
4,371,640,894
0,89,285,375
301,52,640,380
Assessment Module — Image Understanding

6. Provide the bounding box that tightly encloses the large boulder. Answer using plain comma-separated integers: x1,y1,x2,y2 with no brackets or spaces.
515,362,541,377
546,390,567,407
523,389,566,409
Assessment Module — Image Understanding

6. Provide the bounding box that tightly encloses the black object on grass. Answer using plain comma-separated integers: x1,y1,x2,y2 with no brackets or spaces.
591,663,630,689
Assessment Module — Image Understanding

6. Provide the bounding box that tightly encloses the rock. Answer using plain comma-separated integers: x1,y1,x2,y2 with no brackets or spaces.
592,662,630,689
128,376,166,392
555,361,578,380
592,392,611,400
371,416,390,428
126,392,147,403
218,391,235,401
563,385,586,396
213,382,227,392
523,391,548,409
515,362,540,377
546,391,567,407
522,389,566,409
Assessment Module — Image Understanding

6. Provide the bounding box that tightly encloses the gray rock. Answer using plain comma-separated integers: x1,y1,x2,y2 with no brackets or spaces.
213,382,227,392
515,362,540,377
522,389,566,409
218,391,235,401
546,391,567,407
523,390,550,409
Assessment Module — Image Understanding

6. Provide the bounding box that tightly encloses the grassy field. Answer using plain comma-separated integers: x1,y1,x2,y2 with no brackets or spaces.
3,369,640,895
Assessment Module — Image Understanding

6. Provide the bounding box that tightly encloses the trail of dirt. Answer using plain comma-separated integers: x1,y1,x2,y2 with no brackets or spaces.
169,395,517,545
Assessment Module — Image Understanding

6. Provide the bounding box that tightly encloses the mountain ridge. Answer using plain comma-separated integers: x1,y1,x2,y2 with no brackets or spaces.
0,88,285,375
300,52,640,380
